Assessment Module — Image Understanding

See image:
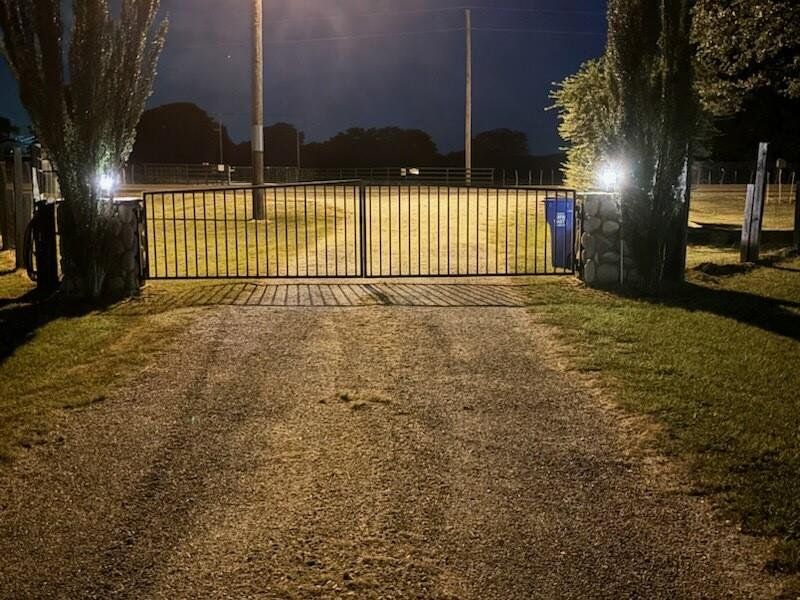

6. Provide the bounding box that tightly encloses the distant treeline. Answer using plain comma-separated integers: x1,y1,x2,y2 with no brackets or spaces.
129,102,564,173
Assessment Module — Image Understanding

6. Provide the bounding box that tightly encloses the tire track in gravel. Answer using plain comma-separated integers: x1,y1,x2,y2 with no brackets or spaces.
0,299,783,599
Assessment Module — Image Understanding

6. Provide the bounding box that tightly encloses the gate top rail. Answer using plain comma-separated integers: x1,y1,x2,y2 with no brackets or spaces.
140,179,363,197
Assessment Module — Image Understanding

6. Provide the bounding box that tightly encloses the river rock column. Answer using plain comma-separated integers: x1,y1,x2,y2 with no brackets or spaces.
580,193,638,287
105,198,145,297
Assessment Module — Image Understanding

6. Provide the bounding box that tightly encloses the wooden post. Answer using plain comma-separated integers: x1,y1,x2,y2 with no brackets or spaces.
794,175,800,252
741,142,769,262
0,161,8,251
13,146,31,268
741,184,756,262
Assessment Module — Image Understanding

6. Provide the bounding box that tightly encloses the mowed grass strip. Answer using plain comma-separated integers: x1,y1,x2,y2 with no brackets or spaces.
145,185,574,278
690,184,797,230
527,247,800,585
0,250,195,462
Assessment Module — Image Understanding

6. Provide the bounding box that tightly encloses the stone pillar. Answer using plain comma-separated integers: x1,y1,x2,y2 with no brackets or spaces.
580,193,638,287
106,198,145,297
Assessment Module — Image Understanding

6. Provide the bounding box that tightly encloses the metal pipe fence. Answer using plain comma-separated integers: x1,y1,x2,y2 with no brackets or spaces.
142,182,577,279
127,164,496,186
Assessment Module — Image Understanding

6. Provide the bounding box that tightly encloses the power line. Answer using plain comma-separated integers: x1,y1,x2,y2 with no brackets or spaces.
473,27,605,36
217,5,606,26
166,25,604,49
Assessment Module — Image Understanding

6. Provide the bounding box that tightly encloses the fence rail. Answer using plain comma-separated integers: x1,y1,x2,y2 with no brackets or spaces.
142,182,577,279
127,164,496,186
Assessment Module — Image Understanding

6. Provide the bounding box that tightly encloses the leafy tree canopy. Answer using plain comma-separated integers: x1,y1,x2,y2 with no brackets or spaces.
693,0,800,115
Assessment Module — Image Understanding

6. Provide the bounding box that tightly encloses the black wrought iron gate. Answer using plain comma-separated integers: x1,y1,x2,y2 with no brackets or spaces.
142,181,577,279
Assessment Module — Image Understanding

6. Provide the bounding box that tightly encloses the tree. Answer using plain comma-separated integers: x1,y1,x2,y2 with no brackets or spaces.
131,103,234,165
0,1,167,299
473,129,529,169
693,0,800,116
550,58,616,189
607,0,697,290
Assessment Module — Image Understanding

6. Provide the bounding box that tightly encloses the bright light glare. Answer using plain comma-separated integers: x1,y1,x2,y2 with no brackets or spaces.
597,163,623,191
97,173,116,196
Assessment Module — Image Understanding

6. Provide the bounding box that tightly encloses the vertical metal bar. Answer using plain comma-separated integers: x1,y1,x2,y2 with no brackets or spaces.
254,189,260,277
495,190,499,273
504,191,509,274
304,186,309,277
475,187,479,274
457,187,461,274
333,185,339,276
534,190,539,274
284,187,290,276
388,186,392,276
437,186,441,275
524,190,529,273
273,188,280,275
244,190,250,276
344,186,349,276
324,185,329,276
417,186,421,275
359,184,368,277
313,186,319,276
233,189,240,277
427,185,431,274
268,190,270,277
377,187,382,276
514,188,519,273
447,186,451,274
485,188,489,274
202,192,209,277
466,186,470,273
181,192,188,277
223,191,230,277
543,192,548,274
294,188,300,276
407,185,411,276
172,192,178,276
149,195,158,278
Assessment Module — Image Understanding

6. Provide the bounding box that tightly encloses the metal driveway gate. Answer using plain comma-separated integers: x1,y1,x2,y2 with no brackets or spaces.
142,181,577,279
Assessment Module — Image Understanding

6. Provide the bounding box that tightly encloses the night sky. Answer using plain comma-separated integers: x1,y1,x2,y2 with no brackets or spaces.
0,1,607,155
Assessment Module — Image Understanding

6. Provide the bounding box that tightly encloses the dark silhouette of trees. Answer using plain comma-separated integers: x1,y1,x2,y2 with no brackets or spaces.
130,103,563,173
302,127,439,168
472,129,530,169
131,102,234,165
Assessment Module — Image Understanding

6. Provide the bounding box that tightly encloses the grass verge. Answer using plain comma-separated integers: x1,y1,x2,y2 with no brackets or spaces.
527,246,800,592
0,250,194,462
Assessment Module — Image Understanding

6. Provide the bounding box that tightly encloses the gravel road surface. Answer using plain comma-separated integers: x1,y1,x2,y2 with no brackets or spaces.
0,283,779,598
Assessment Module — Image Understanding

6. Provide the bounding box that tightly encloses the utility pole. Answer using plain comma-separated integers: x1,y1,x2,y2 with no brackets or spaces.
217,119,224,165
252,0,265,218
465,8,472,185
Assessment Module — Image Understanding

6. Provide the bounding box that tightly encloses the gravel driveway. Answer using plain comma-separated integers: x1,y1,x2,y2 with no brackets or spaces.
0,283,779,598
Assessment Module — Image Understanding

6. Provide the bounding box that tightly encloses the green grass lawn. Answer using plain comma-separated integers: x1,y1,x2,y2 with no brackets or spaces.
145,185,573,278
526,246,800,592
691,184,796,230
0,250,194,461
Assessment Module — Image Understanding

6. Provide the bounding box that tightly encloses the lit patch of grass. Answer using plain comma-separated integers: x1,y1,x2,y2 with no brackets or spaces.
0,250,34,300
527,248,800,588
0,258,196,461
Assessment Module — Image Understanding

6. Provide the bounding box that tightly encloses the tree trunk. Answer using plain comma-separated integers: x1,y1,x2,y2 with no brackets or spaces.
57,180,117,300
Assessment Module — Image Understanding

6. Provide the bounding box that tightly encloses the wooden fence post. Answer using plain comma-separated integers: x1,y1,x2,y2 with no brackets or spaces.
741,142,768,263
13,146,26,267
794,175,800,252
0,161,8,251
